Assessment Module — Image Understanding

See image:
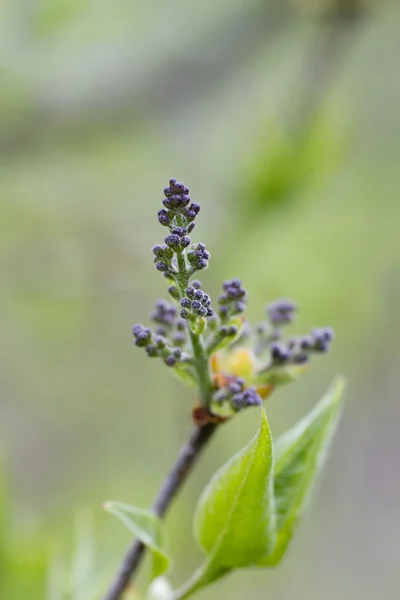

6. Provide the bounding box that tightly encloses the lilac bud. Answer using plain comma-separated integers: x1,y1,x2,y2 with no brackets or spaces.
152,244,164,257
165,355,177,366
168,285,180,300
180,297,191,308
158,209,170,226
164,234,181,250
145,344,158,357
156,261,168,272
270,341,290,364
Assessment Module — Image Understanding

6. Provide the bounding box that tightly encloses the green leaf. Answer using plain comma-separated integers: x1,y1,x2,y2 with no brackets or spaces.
103,501,170,580
255,363,309,388
258,376,345,566
181,408,275,595
170,364,197,388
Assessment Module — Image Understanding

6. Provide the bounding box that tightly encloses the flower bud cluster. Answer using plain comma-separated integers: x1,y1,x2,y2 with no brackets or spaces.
180,285,214,319
131,178,336,412
213,377,262,412
217,279,247,322
132,323,184,367
187,243,210,271
158,178,200,233
152,243,174,275
132,297,191,365
153,179,210,279
269,326,335,367
267,299,297,326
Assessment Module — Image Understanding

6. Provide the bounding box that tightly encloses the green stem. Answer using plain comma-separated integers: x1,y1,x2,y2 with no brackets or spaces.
175,250,213,407
188,328,213,406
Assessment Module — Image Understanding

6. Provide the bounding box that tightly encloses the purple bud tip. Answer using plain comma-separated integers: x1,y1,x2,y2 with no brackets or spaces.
165,355,177,366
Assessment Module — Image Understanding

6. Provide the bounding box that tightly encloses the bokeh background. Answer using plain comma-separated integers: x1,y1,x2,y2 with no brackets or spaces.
1,0,400,598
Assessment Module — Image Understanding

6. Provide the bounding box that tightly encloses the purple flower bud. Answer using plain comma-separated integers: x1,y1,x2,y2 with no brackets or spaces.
168,285,180,300
270,341,290,364
214,389,229,403
180,297,191,308
156,261,168,272
145,344,158,357
198,258,208,269
165,355,177,366
299,335,313,350
293,352,309,364
162,198,172,209
228,380,244,394
158,209,170,226
172,226,187,237
185,210,196,221
232,392,245,407
135,330,151,347
220,325,237,337
181,194,190,206
181,236,191,248
322,326,335,342
132,323,143,336
152,244,164,257
173,182,185,195
201,293,210,306
235,301,246,313
154,335,166,349
312,327,333,352
164,234,181,250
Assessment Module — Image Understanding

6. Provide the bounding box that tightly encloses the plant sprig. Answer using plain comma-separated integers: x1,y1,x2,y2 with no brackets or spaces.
103,179,344,600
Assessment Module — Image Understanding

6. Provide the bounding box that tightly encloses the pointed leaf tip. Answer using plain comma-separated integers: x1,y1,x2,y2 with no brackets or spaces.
192,407,275,584
258,376,346,566
103,501,171,580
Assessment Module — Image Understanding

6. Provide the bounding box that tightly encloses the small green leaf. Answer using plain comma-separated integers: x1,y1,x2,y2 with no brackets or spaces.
103,501,170,580
255,363,309,387
258,376,345,566
190,408,275,589
170,364,197,387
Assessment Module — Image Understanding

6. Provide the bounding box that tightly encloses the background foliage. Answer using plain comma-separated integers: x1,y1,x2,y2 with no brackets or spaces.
1,0,400,598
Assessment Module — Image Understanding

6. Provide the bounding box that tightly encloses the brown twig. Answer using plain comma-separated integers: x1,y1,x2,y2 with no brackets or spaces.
102,422,218,600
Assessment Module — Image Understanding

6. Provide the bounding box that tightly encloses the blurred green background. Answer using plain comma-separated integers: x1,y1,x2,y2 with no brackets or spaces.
1,0,400,598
